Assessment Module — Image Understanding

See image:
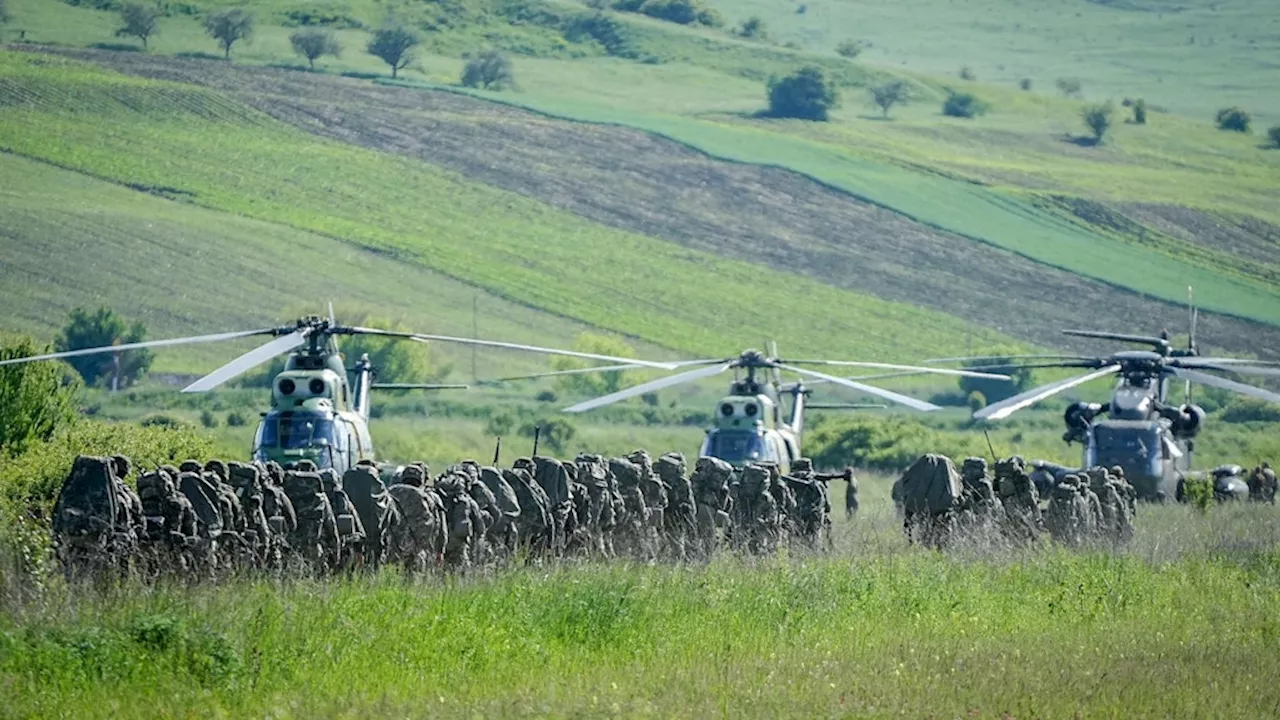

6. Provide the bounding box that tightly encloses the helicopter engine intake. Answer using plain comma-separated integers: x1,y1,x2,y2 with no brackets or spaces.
1063,402,1104,444
1164,403,1205,438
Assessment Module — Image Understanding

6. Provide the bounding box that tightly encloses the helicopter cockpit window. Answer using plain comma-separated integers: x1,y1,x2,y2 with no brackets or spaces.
1089,424,1162,477
259,415,338,450
705,431,776,464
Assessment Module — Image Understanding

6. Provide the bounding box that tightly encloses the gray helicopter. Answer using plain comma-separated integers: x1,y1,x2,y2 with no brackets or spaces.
937,329,1280,502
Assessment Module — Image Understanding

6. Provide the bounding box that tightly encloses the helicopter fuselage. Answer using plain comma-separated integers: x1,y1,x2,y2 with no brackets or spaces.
699,391,802,473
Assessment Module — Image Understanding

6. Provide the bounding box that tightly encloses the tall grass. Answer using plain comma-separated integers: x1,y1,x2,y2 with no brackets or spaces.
4,499,1280,717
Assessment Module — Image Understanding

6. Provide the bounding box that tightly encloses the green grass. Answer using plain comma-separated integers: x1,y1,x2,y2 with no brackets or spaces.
0,151,631,377
706,0,1280,126
9,0,1279,328
5,501,1280,717
0,51,1022,365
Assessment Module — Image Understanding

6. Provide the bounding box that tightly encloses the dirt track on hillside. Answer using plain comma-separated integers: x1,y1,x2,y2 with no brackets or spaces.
47,49,1280,358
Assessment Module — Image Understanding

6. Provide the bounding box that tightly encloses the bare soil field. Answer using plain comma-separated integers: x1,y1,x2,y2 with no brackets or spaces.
49,49,1280,357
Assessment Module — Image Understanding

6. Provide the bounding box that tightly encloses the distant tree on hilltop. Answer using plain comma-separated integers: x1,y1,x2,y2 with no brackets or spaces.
56,307,153,390
116,3,161,49
204,9,254,60
461,50,515,90
367,26,419,79
767,66,838,121
290,28,340,70
869,80,908,118
1081,102,1115,143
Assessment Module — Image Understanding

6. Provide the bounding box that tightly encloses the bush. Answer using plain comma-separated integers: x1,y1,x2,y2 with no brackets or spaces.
485,412,516,437
736,16,767,39
56,307,153,389
1268,125,1280,148
1081,102,1115,143
1221,397,1280,424
1055,77,1082,98
563,12,636,58
535,390,557,403
519,417,577,454
967,391,987,412
461,49,515,90
835,40,865,59
224,411,247,427
958,66,975,81
942,90,988,118
767,66,838,121
1019,78,1032,91
612,0,723,27
1132,98,1147,124
199,409,219,429
1216,107,1251,132
0,337,79,457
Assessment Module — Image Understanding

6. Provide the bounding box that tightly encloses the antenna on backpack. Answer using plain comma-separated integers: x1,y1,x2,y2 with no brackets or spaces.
493,436,502,466
532,425,541,457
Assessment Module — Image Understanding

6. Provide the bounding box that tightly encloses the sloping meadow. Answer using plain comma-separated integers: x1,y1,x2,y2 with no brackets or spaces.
0,50,1016,363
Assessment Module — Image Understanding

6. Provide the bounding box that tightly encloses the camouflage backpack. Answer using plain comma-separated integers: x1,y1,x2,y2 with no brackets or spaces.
52,455,121,542
899,454,964,515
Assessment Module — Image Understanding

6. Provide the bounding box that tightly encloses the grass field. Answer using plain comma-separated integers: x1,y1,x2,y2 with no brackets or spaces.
0,50,1025,367
5,495,1280,718
6,0,1279,329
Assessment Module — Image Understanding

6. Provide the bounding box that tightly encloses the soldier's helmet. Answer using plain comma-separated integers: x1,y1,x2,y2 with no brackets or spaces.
110,454,133,480
179,460,203,474
229,462,261,489
962,457,988,476
319,468,341,491
204,459,230,482
1109,465,1126,479
295,459,318,473
628,449,653,471
791,458,813,474
399,464,426,488
435,473,466,497
1086,467,1108,487
513,457,536,473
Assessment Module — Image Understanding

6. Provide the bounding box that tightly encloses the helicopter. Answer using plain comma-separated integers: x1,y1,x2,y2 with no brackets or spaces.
494,347,1009,472
934,329,1280,501
0,314,676,474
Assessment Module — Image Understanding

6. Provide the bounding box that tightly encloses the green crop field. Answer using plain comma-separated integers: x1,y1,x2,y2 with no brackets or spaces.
5,498,1280,718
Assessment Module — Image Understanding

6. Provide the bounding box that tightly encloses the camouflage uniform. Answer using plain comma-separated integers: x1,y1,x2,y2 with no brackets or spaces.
343,462,399,569
283,469,339,568
762,462,797,541
534,456,574,553
995,456,1044,543
460,461,499,563
731,464,779,555
1045,475,1090,547
387,465,446,572
899,454,963,548
785,458,829,549
1086,467,1130,544
436,472,482,571
52,455,138,582
1263,463,1278,504
630,451,669,544
656,453,696,561
610,457,654,558
321,468,365,570
958,458,1003,538
110,455,145,540
844,468,860,520
479,466,521,556
227,462,274,569
260,461,297,563
690,456,733,558
573,453,612,557
137,467,199,575
505,465,552,555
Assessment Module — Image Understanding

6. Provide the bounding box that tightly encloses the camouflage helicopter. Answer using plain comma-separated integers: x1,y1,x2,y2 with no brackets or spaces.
495,347,1008,472
0,314,675,474
935,329,1280,501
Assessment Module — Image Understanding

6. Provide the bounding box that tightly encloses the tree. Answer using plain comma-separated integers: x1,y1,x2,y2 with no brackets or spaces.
1132,98,1147,124
56,307,154,389
1081,102,1114,143
1216,107,1251,133
551,333,639,398
0,337,79,456
519,417,577,454
835,40,865,59
203,8,253,60
461,49,514,90
736,16,767,39
290,28,340,70
1018,78,1032,91
115,3,161,49
767,66,838,121
868,80,908,118
1269,125,1280,149
1055,77,1082,98
958,66,975,81
367,26,419,79
337,315,433,384
942,90,988,118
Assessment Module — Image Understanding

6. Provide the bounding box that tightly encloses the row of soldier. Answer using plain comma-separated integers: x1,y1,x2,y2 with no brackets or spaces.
51,451,859,581
894,455,1137,549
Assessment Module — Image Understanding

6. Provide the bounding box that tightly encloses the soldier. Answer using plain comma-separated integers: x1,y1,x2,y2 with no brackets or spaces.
387,465,445,572
177,466,226,577
460,461,499,563
690,456,733,558
762,462,796,543
1086,467,1129,544
1076,472,1102,541
957,457,1003,539
504,465,552,555
110,454,145,538
898,454,963,549
731,464,779,555
610,456,653,559
1263,463,1278,504
136,466,199,575
534,456,574,553
435,472,481,571
283,467,339,570
995,456,1044,544
1045,475,1089,547
321,468,365,570
785,459,828,550
479,466,521,557
200,460,246,537
656,452,696,561
343,463,399,569
259,461,297,564
843,467,860,520
52,455,138,582
227,462,274,569
574,453,611,557
1108,466,1138,515
629,450,668,545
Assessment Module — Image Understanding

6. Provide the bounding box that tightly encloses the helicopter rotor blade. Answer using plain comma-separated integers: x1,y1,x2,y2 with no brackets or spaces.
182,329,311,393
975,364,1122,421
0,328,279,368
480,358,728,384
1063,330,1167,347
1174,363,1280,378
1169,368,1280,405
780,365,941,412
781,359,1011,381
371,383,470,391
346,327,677,370
563,362,734,413
925,354,1095,365
797,370,938,386
1176,357,1280,367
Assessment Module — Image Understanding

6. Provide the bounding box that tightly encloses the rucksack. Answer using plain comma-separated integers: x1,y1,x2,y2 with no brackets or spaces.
52,455,119,540
899,454,963,514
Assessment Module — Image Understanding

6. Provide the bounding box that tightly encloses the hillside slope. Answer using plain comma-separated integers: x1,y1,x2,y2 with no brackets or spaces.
57,49,1280,358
